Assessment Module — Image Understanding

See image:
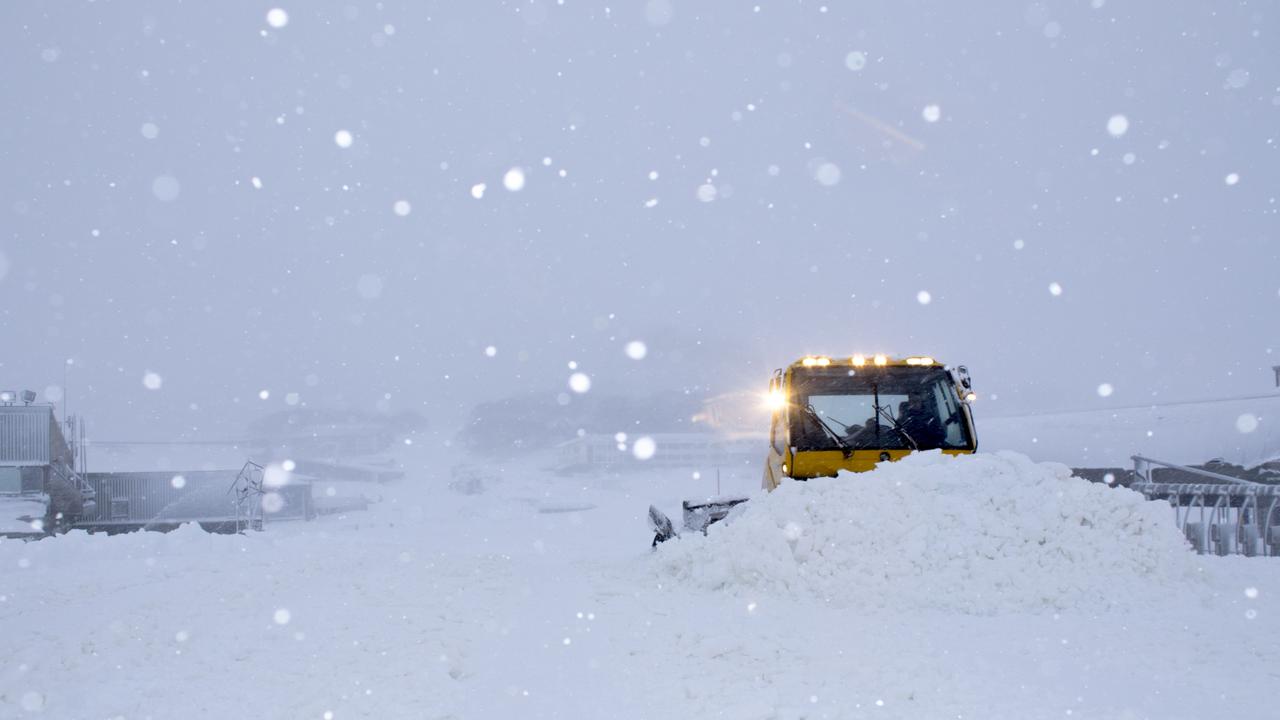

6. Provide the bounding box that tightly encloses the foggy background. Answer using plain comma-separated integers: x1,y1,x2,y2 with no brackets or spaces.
1,1,1276,447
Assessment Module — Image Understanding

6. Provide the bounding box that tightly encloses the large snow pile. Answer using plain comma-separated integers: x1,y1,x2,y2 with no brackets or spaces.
652,451,1205,614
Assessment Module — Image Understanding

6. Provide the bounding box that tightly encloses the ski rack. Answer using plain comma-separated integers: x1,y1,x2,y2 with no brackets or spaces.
1130,455,1280,556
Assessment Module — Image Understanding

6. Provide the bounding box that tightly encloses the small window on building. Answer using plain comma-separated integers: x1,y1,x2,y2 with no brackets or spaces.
0,467,21,494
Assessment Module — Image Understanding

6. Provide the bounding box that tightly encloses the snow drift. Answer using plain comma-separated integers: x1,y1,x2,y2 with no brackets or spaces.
652,451,1205,614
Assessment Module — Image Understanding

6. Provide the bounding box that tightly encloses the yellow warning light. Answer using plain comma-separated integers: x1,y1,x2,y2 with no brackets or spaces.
851,354,866,367
801,356,831,367
964,392,977,403
905,356,935,366
873,354,889,366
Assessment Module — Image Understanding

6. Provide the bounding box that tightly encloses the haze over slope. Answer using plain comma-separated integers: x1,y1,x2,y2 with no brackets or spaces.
1,2,1276,442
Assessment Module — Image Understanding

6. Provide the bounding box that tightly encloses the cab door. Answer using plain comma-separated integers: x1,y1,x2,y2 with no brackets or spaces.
762,369,789,491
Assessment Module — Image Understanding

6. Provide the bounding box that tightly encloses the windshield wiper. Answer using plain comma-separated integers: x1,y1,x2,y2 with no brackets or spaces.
876,406,918,450
803,404,853,458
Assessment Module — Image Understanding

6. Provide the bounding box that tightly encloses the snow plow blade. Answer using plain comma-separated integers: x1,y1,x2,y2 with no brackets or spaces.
649,496,750,546
648,505,677,547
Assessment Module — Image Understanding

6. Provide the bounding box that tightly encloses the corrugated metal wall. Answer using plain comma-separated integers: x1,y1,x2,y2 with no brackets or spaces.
87,470,313,524
0,406,53,465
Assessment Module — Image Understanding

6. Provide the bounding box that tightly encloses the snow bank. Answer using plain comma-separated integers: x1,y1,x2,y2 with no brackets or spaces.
652,451,1204,614
4,522,255,581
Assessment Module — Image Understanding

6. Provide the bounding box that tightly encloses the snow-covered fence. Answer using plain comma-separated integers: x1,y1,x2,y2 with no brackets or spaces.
1130,455,1280,556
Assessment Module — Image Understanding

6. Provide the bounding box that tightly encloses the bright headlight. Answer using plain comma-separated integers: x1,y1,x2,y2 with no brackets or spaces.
764,389,786,411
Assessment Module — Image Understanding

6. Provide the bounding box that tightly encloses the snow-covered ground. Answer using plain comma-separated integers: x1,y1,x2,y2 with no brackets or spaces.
2,448,1278,719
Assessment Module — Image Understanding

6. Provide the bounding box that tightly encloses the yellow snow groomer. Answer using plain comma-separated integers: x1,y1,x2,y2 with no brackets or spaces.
762,354,978,489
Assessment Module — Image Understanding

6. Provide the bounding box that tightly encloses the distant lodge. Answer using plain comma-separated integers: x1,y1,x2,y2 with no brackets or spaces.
1,402,385,538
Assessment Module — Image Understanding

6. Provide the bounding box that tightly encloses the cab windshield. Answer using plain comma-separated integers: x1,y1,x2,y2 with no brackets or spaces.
789,366,973,451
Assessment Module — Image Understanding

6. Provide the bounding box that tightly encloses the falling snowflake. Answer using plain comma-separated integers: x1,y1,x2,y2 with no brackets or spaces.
262,492,285,513
333,129,354,148
1106,114,1129,137
844,51,867,71
1225,173,1240,186
632,436,657,460
921,104,941,123
1048,282,1063,296
916,290,932,305
470,183,486,200
814,162,841,186
143,372,163,390
266,8,289,28
273,608,292,625
1096,383,1114,397
503,167,526,192
392,200,412,216
625,340,648,359
1236,413,1259,434
568,372,591,393
263,463,291,488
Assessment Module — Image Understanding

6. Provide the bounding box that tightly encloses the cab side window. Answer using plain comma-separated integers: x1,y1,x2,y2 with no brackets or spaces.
930,381,965,447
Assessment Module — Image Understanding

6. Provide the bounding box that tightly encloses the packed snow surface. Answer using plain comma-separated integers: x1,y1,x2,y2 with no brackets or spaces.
654,451,1204,614
2,447,1278,719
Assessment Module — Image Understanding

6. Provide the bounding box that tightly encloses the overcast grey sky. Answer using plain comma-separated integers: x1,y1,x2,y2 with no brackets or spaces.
2,1,1277,441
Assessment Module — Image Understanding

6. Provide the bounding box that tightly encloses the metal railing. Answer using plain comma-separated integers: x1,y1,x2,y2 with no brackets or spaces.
227,460,266,533
1130,455,1280,557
